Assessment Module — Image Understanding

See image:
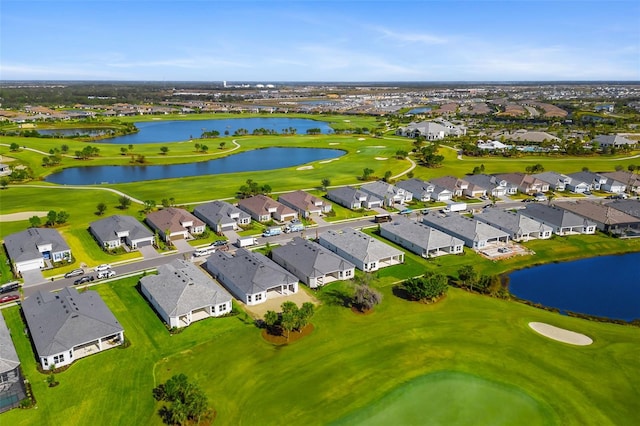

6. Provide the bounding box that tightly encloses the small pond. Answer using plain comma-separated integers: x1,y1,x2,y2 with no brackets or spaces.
509,252,640,321
45,147,344,185
105,117,334,144
407,107,432,114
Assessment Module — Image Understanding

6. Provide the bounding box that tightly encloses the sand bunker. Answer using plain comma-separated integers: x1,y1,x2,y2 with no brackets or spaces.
358,138,366,141
319,158,340,164
296,165,314,170
375,157,388,160
329,142,340,145
0,211,49,222
529,322,593,346
367,145,387,148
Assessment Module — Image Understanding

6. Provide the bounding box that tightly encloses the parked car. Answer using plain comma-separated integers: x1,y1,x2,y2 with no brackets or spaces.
211,240,228,247
0,282,20,294
400,208,413,215
97,270,116,279
74,275,94,285
0,295,20,304
65,268,85,278
94,264,112,272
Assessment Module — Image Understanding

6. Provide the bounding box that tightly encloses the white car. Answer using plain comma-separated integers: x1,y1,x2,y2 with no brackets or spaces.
97,270,116,279
94,264,112,272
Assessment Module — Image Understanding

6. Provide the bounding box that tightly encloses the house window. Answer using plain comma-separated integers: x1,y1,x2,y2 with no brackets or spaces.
247,295,252,302
218,304,226,312
345,270,352,277
255,294,262,301
43,358,48,367
53,354,65,364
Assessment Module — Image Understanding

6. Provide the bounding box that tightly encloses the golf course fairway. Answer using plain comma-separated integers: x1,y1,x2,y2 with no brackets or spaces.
333,371,554,426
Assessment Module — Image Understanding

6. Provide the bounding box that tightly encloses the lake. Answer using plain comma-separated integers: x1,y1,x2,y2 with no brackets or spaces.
44,147,344,185
105,117,334,144
407,107,432,114
509,252,640,321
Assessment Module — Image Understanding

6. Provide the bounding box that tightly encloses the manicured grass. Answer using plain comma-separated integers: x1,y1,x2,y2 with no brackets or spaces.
332,371,554,426
2,258,639,425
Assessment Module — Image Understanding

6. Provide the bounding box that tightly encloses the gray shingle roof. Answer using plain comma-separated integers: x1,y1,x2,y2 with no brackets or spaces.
0,313,20,374
327,186,381,206
522,203,595,228
605,199,640,218
140,259,232,317
205,248,298,295
380,216,463,251
193,200,250,228
421,211,509,242
89,215,153,243
4,228,70,263
555,200,640,226
475,209,552,236
271,237,355,279
22,287,123,358
319,227,403,263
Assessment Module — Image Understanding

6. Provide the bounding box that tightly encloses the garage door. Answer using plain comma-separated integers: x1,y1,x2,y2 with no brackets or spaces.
137,239,152,247
170,233,186,240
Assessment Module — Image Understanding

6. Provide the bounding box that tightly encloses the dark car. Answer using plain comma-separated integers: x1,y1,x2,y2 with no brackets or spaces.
74,275,94,285
212,240,228,247
0,282,20,294
65,268,85,278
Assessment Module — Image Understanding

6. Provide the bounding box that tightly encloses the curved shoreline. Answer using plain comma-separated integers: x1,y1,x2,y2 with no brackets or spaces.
529,322,593,346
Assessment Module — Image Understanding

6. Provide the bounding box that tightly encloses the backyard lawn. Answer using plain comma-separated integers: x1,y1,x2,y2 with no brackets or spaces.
2,267,640,425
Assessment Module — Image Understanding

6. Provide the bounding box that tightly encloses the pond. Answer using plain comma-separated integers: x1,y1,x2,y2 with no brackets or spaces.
44,147,344,185
406,107,432,114
105,117,334,144
509,252,640,321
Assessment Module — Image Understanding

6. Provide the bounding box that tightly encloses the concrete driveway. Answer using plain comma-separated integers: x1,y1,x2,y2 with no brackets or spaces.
138,245,160,259
22,269,47,287
173,239,194,253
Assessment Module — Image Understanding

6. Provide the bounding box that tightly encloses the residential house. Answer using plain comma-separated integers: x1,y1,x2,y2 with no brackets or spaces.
22,287,124,369
271,237,356,288
532,171,572,192
421,212,510,250
204,248,299,306
465,174,514,197
237,195,298,223
396,178,453,202
140,259,233,328
395,178,432,202
0,314,26,413
318,227,404,272
396,119,466,140
379,215,464,257
554,201,640,234
601,171,640,194
4,228,71,274
430,176,470,197
145,207,206,242
594,135,636,150
278,190,332,219
600,176,627,194
359,181,413,207
494,173,549,194
193,200,251,233
475,209,552,241
89,215,154,251
520,203,596,235
326,186,382,210
567,171,607,192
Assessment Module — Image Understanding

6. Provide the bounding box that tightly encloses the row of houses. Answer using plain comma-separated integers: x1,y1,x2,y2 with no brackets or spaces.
6,198,640,390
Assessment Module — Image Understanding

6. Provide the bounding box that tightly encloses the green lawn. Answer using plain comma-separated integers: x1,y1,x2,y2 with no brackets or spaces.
332,371,555,426
2,259,639,425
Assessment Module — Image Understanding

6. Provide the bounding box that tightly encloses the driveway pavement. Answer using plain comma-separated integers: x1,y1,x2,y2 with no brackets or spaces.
21,269,47,287
173,239,194,253
139,245,160,259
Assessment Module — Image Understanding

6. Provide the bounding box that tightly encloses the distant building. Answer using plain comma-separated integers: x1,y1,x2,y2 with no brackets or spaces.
4,228,71,274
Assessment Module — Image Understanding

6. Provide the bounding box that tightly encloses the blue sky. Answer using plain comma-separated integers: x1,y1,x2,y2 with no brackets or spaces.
1,0,639,82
